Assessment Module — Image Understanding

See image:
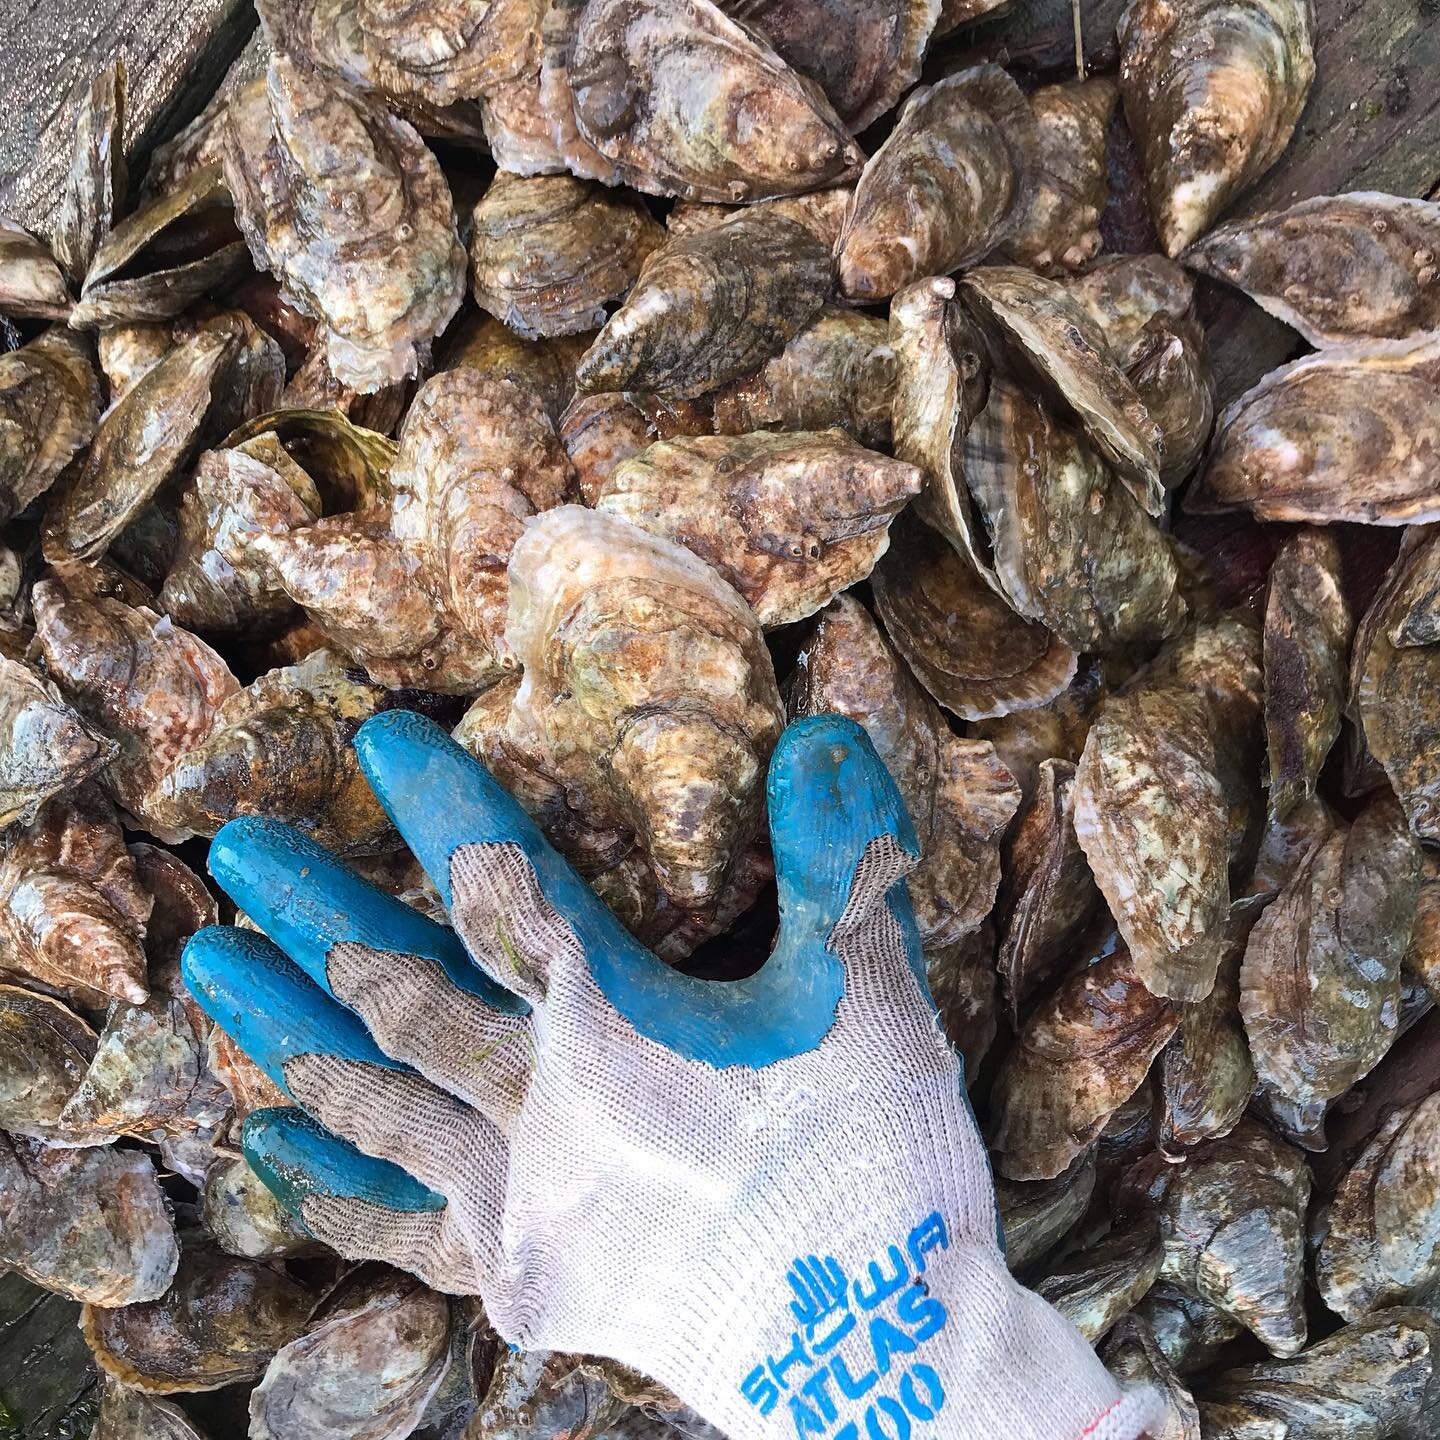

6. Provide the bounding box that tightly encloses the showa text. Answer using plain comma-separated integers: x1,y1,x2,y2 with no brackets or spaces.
740,1213,950,1440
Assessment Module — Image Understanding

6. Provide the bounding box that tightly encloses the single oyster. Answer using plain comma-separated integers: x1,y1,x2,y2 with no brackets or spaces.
0,218,72,320
478,1349,632,1440
790,595,1020,951
0,653,116,828
995,1153,1096,1274
559,392,658,503
925,923,998,1076
574,213,830,400
871,513,1078,722
468,173,664,339
1126,312,1214,488
1313,1086,1440,1320
1117,0,1315,256
1104,1316,1202,1440
595,431,920,626
210,1027,291,1121
0,788,152,1006
1003,78,1117,276
836,65,1035,301
1133,1285,1245,1376
960,265,1165,514
972,663,1104,804
0,1133,178,1305
1119,1120,1310,1356
32,580,240,838
0,328,103,519
1067,253,1197,363
179,309,290,442
145,649,396,853
710,307,896,449
1185,193,1440,346
221,407,397,514
989,943,1179,1181
1240,797,1420,1112
1263,529,1351,819
1190,335,1440,524
665,188,852,248
224,57,467,392
444,313,589,424
53,62,127,285
962,379,1186,651
0,984,97,1137
1196,1308,1440,1440
202,1153,316,1259
504,506,784,916
250,1266,452,1440
93,1374,210,1440
82,1241,312,1391
1031,1223,1164,1343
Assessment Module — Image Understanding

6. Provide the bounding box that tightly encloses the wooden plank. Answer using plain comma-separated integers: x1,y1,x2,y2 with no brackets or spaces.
0,0,256,241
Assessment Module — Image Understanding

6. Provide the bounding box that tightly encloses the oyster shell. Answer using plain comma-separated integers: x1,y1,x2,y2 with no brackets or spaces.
221,407,397,514
1031,1223,1164,1343
0,984,97,1136
559,392,657,503
444,314,588,424
0,1133,178,1305
1127,312,1214,488
1407,854,1440,1005
1003,78,1117,276
82,1241,312,1391
468,173,664,339
995,1153,1096,1274
93,1374,210,1440
666,188,852,248
925,923,998,1076
1133,1284,1245,1376
53,62,127,285
1117,0,1316,256
972,663,1104,805
0,327,102,520
989,942,1179,1181
202,1153,316,1259
210,1027,291,1121
478,1348,631,1440
836,65,1035,301
1263,528,1351,819
0,218,72,320
1240,797,1420,1112
595,431,920,626
574,213,830,400
1185,193,1440,347
871,513,1078,723
1067,253,1196,363
1193,333,1440,524
250,1266,452,1440
280,343,416,436
224,57,467,392
1103,1315,1201,1440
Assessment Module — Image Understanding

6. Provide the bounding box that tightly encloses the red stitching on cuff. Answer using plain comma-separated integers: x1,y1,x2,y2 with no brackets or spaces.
1074,1398,1124,1439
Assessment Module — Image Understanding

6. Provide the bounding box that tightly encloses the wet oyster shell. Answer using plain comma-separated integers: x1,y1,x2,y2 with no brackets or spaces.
574,212,830,401
0,984,97,1137
82,1242,312,1391
1191,335,1440,524
221,407,397,514
0,1133,178,1305
280,343,416,436
1185,192,1440,347
53,62,127,285
665,188,852,249
469,173,664,340
871,513,1078,723
995,1153,1096,1274
224,57,467,392
444,314,589,425
93,1374,210,1440
989,943,1179,1181
202,1153,316,1259
959,265,1165,514
836,65,1035,301
0,327,102,520
559,391,658,504
1003,78,1117,276
210,1027,291,1121
1126,312,1214,488
250,1266,452,1440
1263,528,1351,819
1407,854,1440,1006
1031,1222,1164,1343
477,1348,631,1440
1104,1315,1201,1440
925,923,998,1077
972,663,1104,805
1132,1284,1245,1376
1067,253,1196,365
1117,0,1315,257
1196,1307,1440,1440
1240,797,1420,1111
0,218,72,320
595,430,920,626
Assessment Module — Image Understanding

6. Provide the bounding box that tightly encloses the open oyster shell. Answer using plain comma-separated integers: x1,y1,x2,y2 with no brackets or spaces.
595,431,920,626
1117,0,1316,257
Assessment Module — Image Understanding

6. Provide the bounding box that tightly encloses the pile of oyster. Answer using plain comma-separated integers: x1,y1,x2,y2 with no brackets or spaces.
2,0,1439,1435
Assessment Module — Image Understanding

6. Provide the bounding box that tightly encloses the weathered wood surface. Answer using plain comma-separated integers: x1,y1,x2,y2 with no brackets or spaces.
0,0,255,241
0,1273,96,1438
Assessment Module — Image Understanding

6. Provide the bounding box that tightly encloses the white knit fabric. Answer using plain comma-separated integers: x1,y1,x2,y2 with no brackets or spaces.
287,836,1163,1440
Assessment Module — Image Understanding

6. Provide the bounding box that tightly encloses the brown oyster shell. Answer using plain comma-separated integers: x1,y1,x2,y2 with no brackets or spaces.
0,1132,178,1306
962,379,1186,652
503,505,783,917
1196,1308,1440,1440
1240,797,1420,1112
1117,0,1315,257
925,923,998,1077
1185,192,1440,347
972,663,1104,805
221,407,397,514
1103,1316,1202,1440
210,1027,291,1121
1132,1284,1245,1376
595,431,920,627
959,265,1165,514
444,313,589,425
468,173,664,340
82,1242,312,1392
790,594,1020,951
0,788,153,1006
836,65,1035,302
1263,528,1352,819
1003,78,1117,276
0,327,102,520
1119,1120,1311,1356
280,343,416,436
871,513,1078,723
93,1373,210,1440
0,984,97,1137
665,188,852,249
559,391,658,504
1127,312,1214,488
1407,854,1440,1006
1067,252,1196,364
1031,1222,1164,1343
224,57,466,392
53,62,127,285
202,1153,316,1260
989,942,1179,1181
574,212,830,401
478,1349,632,1440
995,1153,1096,1274
0,218,72,320
32,580,240,839
1190,335,1440,525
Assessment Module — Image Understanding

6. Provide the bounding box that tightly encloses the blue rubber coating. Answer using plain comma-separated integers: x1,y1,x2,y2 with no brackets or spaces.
181,925,409,1100
208,817,526,1016
243,1106,445,1216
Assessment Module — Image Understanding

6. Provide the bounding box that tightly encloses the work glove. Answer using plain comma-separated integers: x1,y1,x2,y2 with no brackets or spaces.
182,711,1162,1440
